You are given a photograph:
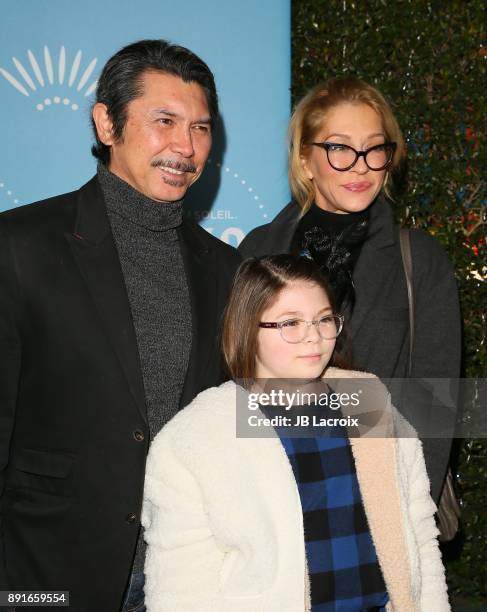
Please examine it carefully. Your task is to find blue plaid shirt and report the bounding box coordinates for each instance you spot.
[277,419,389,611]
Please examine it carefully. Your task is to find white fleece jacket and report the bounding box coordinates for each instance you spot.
[142,369,450,611]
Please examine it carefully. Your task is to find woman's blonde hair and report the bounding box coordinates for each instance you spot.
[289,77,406,214]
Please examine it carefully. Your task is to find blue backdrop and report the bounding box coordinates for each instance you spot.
[0,0,290,245]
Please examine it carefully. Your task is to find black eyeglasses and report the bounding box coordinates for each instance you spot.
[308,142,397,171]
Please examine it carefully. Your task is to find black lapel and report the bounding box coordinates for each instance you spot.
[349,198,398,339]
[178,219,217,408]
[66,177,148,424]
[265,201,301,253]
[349,243,398,339]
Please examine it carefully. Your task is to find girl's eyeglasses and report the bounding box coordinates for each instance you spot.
[259,314,344,343]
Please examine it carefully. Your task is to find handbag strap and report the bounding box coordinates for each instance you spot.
[399,228,414,377]
[400,228,460,535]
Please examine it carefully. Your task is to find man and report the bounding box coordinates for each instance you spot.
[0,40,241,611]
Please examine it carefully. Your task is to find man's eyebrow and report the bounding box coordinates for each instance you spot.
[153,108,212,124]
[153,108,178,117]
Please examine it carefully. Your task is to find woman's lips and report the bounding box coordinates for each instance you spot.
[342,182,372,192]
[298,354,322,361]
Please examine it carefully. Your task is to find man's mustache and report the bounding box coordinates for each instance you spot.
[151,159,197,173]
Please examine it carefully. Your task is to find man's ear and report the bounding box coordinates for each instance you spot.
[92,103,115,146]
[300,154,313,180]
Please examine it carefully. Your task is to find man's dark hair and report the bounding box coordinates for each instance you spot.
[91,39,218,164]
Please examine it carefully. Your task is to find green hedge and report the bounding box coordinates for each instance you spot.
[292,0,486,601]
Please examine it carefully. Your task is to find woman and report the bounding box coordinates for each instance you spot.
[142,255,449,611]
[239,77,461,503]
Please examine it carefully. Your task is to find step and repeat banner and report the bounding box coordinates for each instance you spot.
[0,0,290,246]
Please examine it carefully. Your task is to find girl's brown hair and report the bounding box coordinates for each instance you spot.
[289,76,406,214]
[222,254,351,382]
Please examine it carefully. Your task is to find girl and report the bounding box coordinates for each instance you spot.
[142,255,449,611]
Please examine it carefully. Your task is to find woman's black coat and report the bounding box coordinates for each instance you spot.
[239,198,461,502]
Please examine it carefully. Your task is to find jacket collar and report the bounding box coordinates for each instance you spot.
[364,196,396,249]
[69,176,215,424]
[73,176,111,245]
[262,201,300,254]
[72,176,209,254]
[265,196,397,252]
[350,437,416,611]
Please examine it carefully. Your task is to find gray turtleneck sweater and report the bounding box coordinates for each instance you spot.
[97,163,191,576]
